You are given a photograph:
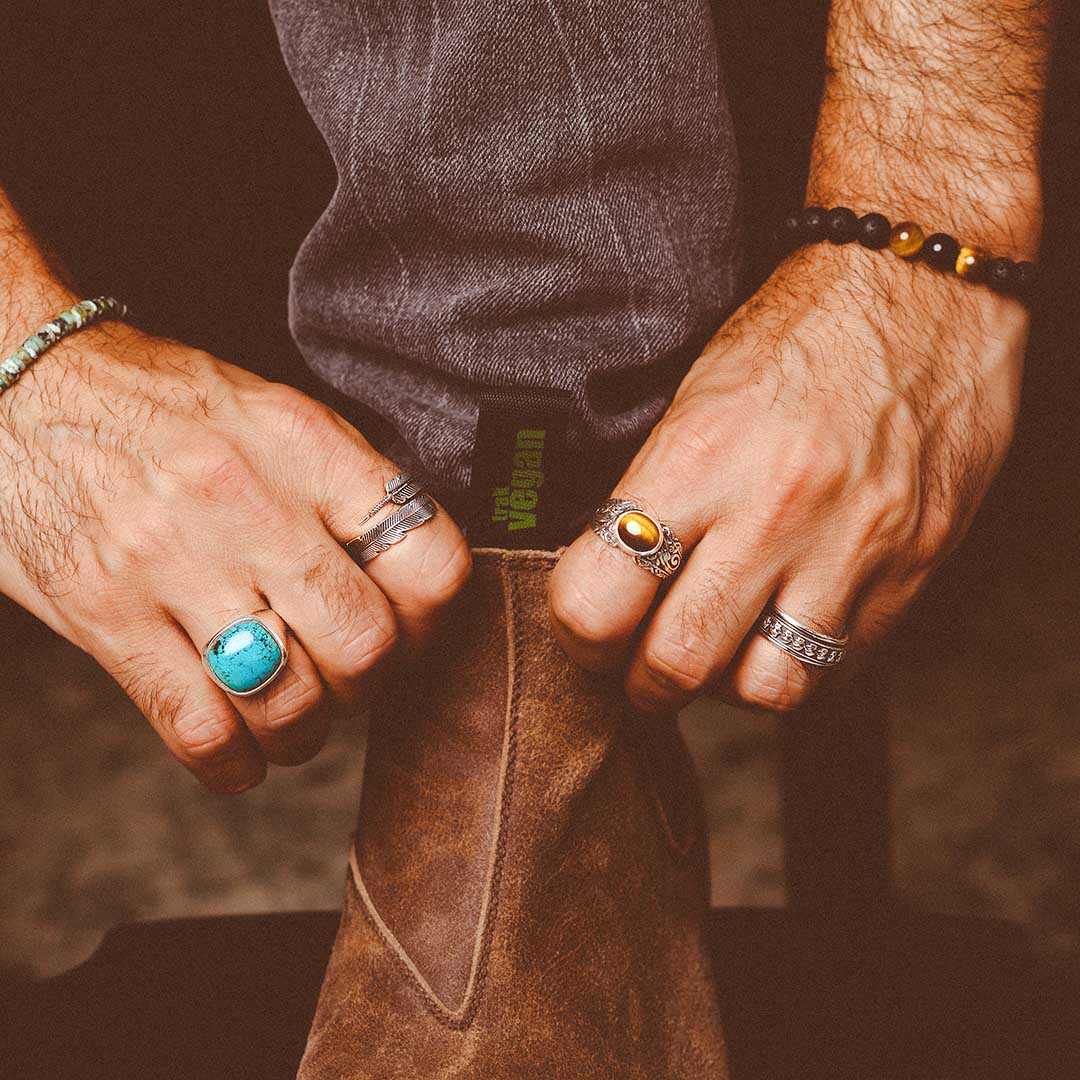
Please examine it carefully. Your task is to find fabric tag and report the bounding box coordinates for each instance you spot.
[468,387,574,548]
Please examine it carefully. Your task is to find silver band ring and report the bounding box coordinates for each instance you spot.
[346,493,438,565]
[756,605,848,668]
[591,498,684,580]
[352,473,424,532]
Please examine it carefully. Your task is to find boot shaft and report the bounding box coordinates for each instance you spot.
[301,549,729,1078]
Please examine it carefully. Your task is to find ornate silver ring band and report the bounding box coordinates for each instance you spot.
[591,498,684,581]
[756,605,848,668]
[353,473,424,530]
[345,493,438,566]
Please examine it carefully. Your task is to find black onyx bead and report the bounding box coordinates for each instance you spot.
[800,206,828,242]
[985,256,1018,293]
[856,212,891,250]
[1014,261,1038,295]
[923,233,961,272]
[825,206,859,243]
[774,210,804,250]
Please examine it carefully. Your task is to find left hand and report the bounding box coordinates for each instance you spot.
[549,240,1029,714]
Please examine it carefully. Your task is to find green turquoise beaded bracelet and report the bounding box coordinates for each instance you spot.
[775,207,1038,302]
[0,296,128,396]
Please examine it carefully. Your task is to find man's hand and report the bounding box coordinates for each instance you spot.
[549,0,1049,713]
[0,307,471,792]
[549,243,1027,712]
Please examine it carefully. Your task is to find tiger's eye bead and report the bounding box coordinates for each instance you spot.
[889,222,925,258]
[955,245,990,280]
[985,256,1018,293]
[825,206,859,243]
[856,212,891,250]
[923,233,960,272]
[800,206,828,242]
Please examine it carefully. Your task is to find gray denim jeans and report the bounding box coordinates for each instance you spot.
[269,0,741,516]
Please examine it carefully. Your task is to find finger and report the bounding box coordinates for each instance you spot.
[837,571,928,677]
[330,474,471,646]
[97,617,265,793]
[722,575,858,713]
[549,494,707,673]
[263,531,398,704]
[624,528,783,714]
[174,599,330,767]
[300,406,471,643]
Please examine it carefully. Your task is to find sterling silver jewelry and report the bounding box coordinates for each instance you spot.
[346,493,438,565]
[756,605,848,668]
[352,473,424,531]
[591,498,683,580]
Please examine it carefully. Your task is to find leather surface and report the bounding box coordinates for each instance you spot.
[297,548,729,1078]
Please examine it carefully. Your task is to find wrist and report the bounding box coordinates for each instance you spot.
[0,294,142,430]
[0,276,82,357]
[808,75,1044,259]
[773,242,1031,378]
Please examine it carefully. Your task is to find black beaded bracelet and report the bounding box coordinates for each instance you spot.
[775,206,1038,301]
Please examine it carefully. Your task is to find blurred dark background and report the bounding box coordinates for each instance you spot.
[0,0,1077,1011]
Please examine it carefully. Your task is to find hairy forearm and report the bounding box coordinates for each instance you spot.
[0,188,78,354]
[808,0,1052,255]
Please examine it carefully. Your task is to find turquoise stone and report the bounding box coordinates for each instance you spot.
[205,619,284,694]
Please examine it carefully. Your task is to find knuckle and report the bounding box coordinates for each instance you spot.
[851,474,920,554]
[338,617,398,676]
[113,653,186,725]
[172,704,241,761]
[170,437,256,505]
[102,502,178,567]
[549,580,622,645]
[260,380,317,417]
[683,563,745,642]
[910,498,959,568]
[908,526,949,576]
[735,660,812,713]
[642,639,712,696]
[777,435,847,502]
[652,409,726,471]
[267,678,325,731]
[262,382,340,443]
[297,545,399,673]
[410,537,472,610]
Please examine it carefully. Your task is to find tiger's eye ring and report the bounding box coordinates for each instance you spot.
[591,498,684,580]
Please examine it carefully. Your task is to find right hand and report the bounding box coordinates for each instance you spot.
[0,304,471,792]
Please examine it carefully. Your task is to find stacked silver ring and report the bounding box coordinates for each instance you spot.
[345,474,438,566]
[756,605,848,668]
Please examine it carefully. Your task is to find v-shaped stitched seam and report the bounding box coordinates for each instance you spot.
[348,551,521,1029]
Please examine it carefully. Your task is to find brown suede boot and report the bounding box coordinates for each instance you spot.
[297,548,729,1079]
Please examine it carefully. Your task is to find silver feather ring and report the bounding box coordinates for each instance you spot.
[345,493,438,565]
[353,473,425,530]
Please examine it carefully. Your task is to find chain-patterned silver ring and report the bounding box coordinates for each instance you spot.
[756,605,848,668]
[591,498,684,580]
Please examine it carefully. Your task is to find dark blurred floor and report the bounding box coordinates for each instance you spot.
[1,0,1079,981]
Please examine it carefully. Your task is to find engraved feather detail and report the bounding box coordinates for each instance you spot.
[353,494,437,563]
[352,473,424,531]
[385,474,423,504]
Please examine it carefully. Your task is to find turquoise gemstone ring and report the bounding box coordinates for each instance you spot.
[202,615,288,697]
